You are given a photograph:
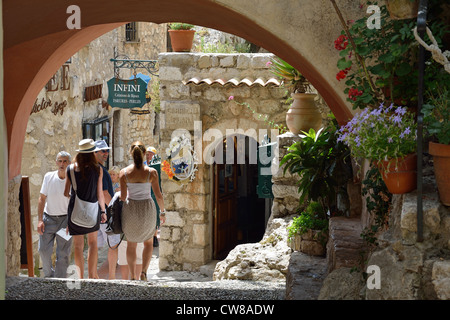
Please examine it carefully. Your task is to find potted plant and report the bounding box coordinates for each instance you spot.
[280,116,353,214]
[423,84,450,206]
[168,22,196,52]
[268,56,322,134]
[338,103,418,194]
[287,201,329,256]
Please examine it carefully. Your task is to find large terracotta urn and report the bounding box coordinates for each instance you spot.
[429,142,450,206]
[285,93,322,135]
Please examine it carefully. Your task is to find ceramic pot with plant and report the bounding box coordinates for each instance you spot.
[269,56,322,134]
[338,103,418,194]
[423,84,450,205]
[168,23,196,52]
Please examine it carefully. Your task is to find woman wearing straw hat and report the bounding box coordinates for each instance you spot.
[64,138,107,279]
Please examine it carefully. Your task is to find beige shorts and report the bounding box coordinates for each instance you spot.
[118,240,144,265]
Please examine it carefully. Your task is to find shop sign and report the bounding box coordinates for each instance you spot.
[30,98,68,116]
[107,77,147,109]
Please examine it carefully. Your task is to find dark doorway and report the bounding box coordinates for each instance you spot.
[213,135,267,260]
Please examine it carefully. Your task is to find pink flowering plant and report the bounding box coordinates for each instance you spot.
[337,103,417,164]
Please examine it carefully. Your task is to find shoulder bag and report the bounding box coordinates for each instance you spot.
[69,164,99,228]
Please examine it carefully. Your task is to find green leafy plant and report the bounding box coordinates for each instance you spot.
[334,2,447,110]
[280,117,353,214]
[268,56,310,93]
[195,36,251,53]
[287,202,329,242]
[360,165,392,248]
[422,84,450,145]
[337,103,417,165]
[148,77,160,113]
[168,22,195,30]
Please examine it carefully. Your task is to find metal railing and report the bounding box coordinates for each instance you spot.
[416,0,428,242]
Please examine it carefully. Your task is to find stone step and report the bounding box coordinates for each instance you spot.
[285,252,327,300]
[326,216,366,273]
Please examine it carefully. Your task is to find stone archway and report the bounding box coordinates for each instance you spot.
[2,0,364,277]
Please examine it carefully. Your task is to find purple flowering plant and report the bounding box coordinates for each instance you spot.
[337,103,417,165]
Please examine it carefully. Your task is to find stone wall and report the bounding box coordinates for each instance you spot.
[319,175,450,300]
[158,52,330,271]
[7,22,166,276]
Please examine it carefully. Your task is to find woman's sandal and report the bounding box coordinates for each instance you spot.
[140,271,147,281]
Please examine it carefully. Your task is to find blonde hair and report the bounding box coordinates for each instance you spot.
[130,141,146,169]
[108,165,120,175]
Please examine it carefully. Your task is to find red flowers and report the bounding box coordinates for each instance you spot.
[348,88,363,101]
[334,35,348,51]
[336,67,351,81]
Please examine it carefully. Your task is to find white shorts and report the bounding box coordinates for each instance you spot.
[97,223,121,248]
[118,240,144,265]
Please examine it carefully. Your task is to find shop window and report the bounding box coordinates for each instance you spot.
[82,116,110,169]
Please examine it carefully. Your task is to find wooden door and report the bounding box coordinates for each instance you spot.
[213,138,238,260]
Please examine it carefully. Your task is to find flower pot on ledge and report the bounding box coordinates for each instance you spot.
[429,142,450,206]
[168,29,195,52]
[377,153,417,194]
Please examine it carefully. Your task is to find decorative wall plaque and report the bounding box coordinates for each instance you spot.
[162,134,198,182]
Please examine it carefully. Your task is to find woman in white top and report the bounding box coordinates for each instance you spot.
[119,141,165,280]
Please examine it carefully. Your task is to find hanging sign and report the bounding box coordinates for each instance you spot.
[107,77,147,109]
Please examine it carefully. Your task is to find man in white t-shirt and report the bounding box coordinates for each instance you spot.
[37,151,72,278]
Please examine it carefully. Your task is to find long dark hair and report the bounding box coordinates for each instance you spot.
[130,141,146,169]
[75,152,100,180]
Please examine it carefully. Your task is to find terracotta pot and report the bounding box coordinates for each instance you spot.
[378,153,417,194]
[386,0,419,20]
[285,93,322,135]
[168,29,195,52]
[429,142,450,206]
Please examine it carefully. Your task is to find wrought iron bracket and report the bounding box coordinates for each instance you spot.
[110,55,159,78]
